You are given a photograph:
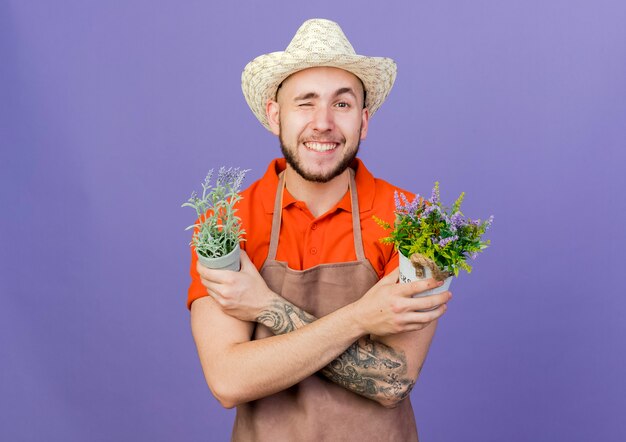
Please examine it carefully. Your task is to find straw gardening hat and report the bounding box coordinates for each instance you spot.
[241,18,397,131]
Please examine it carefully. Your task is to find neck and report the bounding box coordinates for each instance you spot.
[284,167,350,218]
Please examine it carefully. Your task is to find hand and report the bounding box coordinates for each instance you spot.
[196,251,277,322]
[353,268,452,336]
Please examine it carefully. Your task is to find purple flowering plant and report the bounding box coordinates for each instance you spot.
[374,182,493,277]
[182,167,250,258]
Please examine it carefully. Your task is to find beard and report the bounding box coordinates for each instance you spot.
[279,133,361,183]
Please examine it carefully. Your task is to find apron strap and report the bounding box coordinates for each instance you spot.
[266,171,286,262]
[266,168,366,262]
[348,168,366,261]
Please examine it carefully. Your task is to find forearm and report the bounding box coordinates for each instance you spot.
[191,296,366,408]
[257,299,416,406]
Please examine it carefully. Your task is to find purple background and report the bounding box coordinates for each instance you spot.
[2,1,625,441]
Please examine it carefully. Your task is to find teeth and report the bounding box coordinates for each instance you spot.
[304,142,337,152]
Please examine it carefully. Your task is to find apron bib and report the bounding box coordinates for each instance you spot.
[232,169,419,442]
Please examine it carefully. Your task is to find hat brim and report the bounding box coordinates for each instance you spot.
[242,51,397,131]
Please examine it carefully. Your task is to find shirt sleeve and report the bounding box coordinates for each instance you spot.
[382,246,400,278]
[187,246,208,309]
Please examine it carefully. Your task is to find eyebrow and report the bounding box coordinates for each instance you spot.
[293,87,358,102]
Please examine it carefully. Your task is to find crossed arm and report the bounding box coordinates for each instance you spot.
[191,251,451,408]
[256,297,424,405]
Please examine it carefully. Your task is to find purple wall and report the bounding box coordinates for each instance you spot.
[2,1,625,441]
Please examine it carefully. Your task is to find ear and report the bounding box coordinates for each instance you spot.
[266,99,280,136]
[359,107,370,141]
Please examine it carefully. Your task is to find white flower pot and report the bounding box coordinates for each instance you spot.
[196,244,241,271]
[399,252,453,297]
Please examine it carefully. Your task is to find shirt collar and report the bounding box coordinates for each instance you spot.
[259,158,376,214]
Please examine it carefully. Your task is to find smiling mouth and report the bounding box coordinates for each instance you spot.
[303,141,339,152]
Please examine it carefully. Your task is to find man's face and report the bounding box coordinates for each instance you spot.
[267,67,369,183]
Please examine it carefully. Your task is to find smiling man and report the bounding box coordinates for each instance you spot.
[273,67,367,185]
[187,19,452,441]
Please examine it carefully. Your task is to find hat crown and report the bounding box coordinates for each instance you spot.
[285,19,356,56]
[241,18,396,131]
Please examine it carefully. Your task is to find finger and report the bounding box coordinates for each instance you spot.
[199,276,223,296]
[196,260,234,284]
[205,288,230,310]
[386,290,450,315]
[409,291,452,310]
[240,250,261,275]
[389,291,450,313]
[200,287,221,304]
[395,278,443,298]
[403,303,448,324]
[240,250,253,268]
[199,279,219,299]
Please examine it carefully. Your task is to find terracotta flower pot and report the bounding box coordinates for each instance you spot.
[399,252,453,297]
[196,244,241,271]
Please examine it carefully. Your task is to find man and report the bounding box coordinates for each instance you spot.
[187,19,452,441]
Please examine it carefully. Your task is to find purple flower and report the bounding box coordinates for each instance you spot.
[438,235,458,247]
[485,215,494,230]
[394,191,401,211]
[232,168,250,192]
[216,167,249,192]
[430,182,440,205]
[202,169,215,189]
[422,204,440,217]
[400,192,411,207]
[407,195,421,215]
[451,211,465,228]
[395,191,423,217]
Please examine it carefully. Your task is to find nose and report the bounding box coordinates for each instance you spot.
[311,105,334,132]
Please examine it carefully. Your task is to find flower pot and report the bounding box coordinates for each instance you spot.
[196,244,241,271]
[399,252,452,297]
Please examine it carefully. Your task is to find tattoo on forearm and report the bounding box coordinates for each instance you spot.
[256,300,416,403]
[320,339,415,402]
[256,302,316,334]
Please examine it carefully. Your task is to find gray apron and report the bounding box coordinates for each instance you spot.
[232,169,419,442]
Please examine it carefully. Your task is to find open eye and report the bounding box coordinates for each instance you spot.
[335,102,350,108]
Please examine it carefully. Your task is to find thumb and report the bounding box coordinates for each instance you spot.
[240,250,255,270]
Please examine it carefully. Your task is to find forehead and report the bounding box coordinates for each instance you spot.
[278,67,364,97]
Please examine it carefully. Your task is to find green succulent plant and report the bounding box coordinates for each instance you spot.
[182,167,249,258]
